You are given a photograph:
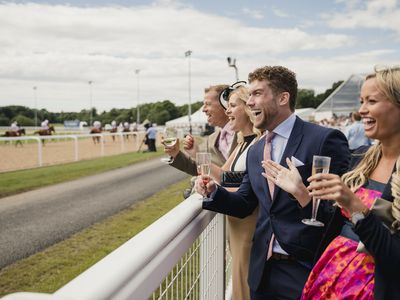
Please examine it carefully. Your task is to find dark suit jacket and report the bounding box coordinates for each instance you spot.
[170,127,238,174]
[203,117,350,290]
[347,146,400,300]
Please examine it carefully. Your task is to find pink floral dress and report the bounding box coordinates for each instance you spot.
[301,186,383,300]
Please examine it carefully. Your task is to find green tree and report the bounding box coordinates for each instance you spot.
[0,116,10,126]
[296,89,316,108]
[14,115,34,126]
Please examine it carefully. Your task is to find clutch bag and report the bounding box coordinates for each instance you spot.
[221,171,245,188]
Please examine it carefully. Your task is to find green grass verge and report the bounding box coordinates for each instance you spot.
[0,177,191,297]
[0,151,163,198]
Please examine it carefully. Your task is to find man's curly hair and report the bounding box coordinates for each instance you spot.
[248,66,297,111]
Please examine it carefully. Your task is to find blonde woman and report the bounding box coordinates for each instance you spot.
[203,83,261,300]
[264,66,400,299]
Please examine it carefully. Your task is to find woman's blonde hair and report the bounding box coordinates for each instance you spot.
[229,86,262,144]
[342,66,400,229]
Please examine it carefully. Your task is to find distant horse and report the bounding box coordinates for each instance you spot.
[34,125,55,145]
[122,128,131,140]
[3,128,26,137]
[2,128,26,146]
[34,125,55,136]
[90,128,102,144]
[108,127,118,142]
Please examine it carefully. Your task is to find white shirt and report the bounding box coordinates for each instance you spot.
[268,113,296,255]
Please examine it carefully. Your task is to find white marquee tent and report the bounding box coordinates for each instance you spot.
[165,107,207,133]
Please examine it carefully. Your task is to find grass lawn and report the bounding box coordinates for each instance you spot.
[0,150,163,198]
[0,177,191,297]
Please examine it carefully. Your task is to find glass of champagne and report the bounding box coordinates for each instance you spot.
[302,155,331,227]
[196,152,212,202]
[160,127,178,163]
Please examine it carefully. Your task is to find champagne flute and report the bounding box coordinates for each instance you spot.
[196,152,212,202]
[302,155,331,227]
[160,127,178,163]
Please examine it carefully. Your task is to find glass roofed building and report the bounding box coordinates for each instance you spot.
[314,74,365,121]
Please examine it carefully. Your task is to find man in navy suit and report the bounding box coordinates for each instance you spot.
[197,66,350,299]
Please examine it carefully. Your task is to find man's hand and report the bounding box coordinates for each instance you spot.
[162,137,180,159]
[183,134,198,158]
[195,175,217,197]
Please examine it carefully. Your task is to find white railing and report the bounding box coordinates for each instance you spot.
[1,194,231,300]
[0,132,146,172]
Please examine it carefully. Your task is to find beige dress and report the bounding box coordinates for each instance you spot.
[226,135,258,300]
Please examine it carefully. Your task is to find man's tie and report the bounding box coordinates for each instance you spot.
[219,129,230,159]
[263,132,275,198]
[263,131,275,260]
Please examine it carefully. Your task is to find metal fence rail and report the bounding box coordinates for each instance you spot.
[0,132,144,172]
[2,194,231,300]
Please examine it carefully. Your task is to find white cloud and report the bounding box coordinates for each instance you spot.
[0,2,396,112]
[242,7,264,20]
[327,0,400,34]
[272,8,289,18]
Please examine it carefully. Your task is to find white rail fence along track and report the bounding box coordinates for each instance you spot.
[1,194,232,300]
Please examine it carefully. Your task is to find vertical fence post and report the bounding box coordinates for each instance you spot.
[121,133,125,153]
[100,135,104,156]
[72,136,79,161]
[36,137,43,167]
[216,214,226,300]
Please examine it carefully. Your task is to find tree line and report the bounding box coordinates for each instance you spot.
[0,100,203,126]
[0,81,343,126]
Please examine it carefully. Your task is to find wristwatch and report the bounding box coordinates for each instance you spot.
[351,207,370,225]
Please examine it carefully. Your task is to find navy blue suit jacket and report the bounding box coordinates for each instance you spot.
[203,117,350,290]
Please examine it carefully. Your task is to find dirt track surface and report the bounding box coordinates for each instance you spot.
[0,158,189,269]
[0,133,162,172]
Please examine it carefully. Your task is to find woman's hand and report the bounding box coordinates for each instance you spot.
[307,173,366,214]
[262,157,310,206]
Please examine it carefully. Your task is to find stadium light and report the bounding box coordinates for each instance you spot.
[135,69,140,124]
[33,86,38,128]
[185,50,192,134]
[88,81,93,126]
[227,56,239,81]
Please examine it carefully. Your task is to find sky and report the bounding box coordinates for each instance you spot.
[0,0,399,113]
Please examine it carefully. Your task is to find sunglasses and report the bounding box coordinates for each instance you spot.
[219,81,247,110]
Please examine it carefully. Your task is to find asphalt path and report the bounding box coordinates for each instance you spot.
[0,158,189,269]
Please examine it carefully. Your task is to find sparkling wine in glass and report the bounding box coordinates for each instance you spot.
[196,152,212,202]
[302,155,331,227]
[160,127,178,163]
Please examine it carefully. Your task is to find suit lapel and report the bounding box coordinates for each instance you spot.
[208,129,225,166]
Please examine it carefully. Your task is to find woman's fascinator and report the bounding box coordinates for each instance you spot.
[219,81,247,110]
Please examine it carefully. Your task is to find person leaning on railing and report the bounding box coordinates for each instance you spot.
[195,65,350,299]
[203,82,262,300]
[163,84,237,175]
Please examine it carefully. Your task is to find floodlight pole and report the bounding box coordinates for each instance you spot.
[135,69,140,125]
[33,86,38,128]
[185,50,192,134]
[227,57,239,81]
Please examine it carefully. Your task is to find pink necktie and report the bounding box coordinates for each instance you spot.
[263,132,275,198]
[263,131,275,260]
[219,129,229,159]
